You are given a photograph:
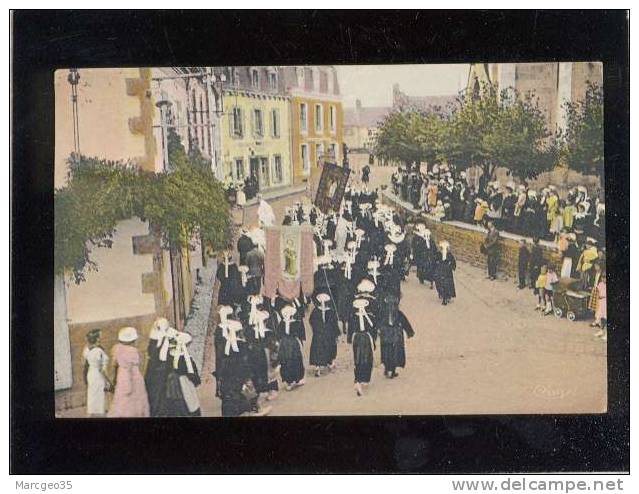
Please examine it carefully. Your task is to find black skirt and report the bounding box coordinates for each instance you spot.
[279,335,305,384]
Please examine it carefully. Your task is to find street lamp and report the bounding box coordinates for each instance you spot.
[67,68,81,155]
[155,98,173,172]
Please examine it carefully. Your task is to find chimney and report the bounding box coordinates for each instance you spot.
[355,99,362,111]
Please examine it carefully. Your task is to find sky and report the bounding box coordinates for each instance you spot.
[335,64,470,109]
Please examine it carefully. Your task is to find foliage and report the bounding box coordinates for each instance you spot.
[55,133,232,283]
[374,109,446,167]
[444,83,556,181]
[375,81,560,183]
[561,82,604,178]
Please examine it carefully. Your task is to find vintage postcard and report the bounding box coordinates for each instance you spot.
[51,62,609,419]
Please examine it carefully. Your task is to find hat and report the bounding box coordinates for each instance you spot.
[317,254,333,266]
[384,243,397,254]
[256,310,270,322]
[460,171,467,178]
[367,259,380,269]
[281,305,296,318]
[389,232,405,244]
[347,240,357,250]
[227,319,243,332]
[153,317,170,332]
[238,265,249,274]
[316,293,330,303]
[355,228,365,238]
[218,305,233,317]
[586,237,598,245]
[353,298,369,310]
[174,331,192,346]
[357,279,376,293]
[118,327,138,343]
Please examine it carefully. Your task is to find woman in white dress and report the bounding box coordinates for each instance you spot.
[82,329,111,417]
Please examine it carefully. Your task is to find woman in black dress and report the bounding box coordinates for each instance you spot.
[277,305,305,391]
[378,294,414,379]
[309,293,340,376]
[216,251,243,306]
[413,224,438,289]
[350,298,376,396]
[145,317,175,417]
[434,240,457,305]
[217,320,257,417]
[158,332,202,417]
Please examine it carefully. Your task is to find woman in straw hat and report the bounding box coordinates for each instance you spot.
[108,327,150,417]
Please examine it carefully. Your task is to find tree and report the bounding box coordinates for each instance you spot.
[55,134,232,283]
[483,88,558,182]
[374,109,445,168]
[561,82,604,183]
[443,82,557,183]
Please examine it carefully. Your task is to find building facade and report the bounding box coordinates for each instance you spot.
[343,99,391,152]
[213,66,293,191]
[466,62,603,133]
[279,66,344,185]
[54,67,207,410]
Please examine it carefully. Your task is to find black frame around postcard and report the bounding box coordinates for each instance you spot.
[11,9,629,474]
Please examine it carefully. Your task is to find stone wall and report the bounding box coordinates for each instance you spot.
[382,192,562,279]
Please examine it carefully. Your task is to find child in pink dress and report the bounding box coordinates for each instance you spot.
[108,327,150,418]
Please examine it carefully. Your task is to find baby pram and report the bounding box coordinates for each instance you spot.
[553,277,592,322]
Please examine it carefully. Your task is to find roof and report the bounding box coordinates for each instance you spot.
[344,106,392,128]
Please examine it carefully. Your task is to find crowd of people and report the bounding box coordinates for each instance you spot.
[390,163,608,339]
[212,185,441,415]
[390,163,605,245]
[81,165,607,417]
[81,321,202,418]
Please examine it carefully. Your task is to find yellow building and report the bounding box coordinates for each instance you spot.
[279,66,344,185]
[219,87,293,189]
[54,67,204,411]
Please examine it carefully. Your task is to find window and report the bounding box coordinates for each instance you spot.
[315,104,323,132]
[253,109,263,137]
[231,107,243,138]
[315,143,324,163]
[273,155,283,184]
[260,157,269,187]
[228,67,240,86]
[270,109,280,138]
[300,103,308,133]
[268,71,277,90]
[329,143,337,161]
[296,67,305,87]
[301,144,309,173]
[251,69,259,88]
[312,68,319,91]
[235,158,244,179]
[330,105,336,133]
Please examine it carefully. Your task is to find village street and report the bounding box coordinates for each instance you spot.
[196,161,607,416]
